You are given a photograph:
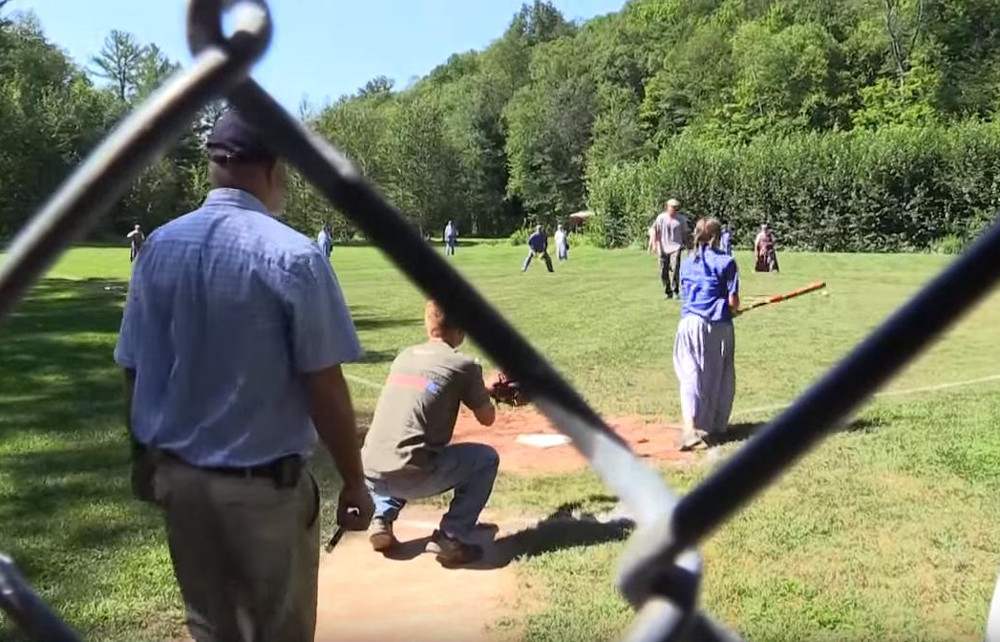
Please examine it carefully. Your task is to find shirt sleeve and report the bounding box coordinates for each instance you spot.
[724,259,740,296]
[114,269,143,369]
[461,360,491,410]
[284,249,362,374]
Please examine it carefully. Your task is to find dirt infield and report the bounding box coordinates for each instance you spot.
[317,507,525,642]
[451,408,696,473]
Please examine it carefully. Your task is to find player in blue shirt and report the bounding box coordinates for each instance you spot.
[673,217,741,451]
[522,225,554,272]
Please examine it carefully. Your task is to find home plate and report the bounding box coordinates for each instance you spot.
[515,433,572,448]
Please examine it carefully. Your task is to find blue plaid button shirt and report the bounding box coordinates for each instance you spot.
[114,188,361,467]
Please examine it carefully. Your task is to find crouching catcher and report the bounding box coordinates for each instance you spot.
[361,301,499,565]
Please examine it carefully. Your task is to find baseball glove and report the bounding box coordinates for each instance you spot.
[488,372,529,406]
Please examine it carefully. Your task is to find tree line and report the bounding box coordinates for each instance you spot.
[0,2,223,240]
[3,0,1000,249]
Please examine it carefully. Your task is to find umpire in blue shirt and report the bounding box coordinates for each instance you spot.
[114,109,374,642]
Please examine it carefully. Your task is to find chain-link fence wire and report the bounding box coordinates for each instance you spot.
[2,1,1000,640]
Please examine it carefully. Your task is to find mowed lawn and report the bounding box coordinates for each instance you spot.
[2,242,1000,641]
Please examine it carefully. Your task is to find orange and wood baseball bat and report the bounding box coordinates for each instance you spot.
[738,281,826,314]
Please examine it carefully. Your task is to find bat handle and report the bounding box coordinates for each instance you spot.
[324,526,344,553]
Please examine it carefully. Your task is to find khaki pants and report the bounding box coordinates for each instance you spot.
[153,459,320,642]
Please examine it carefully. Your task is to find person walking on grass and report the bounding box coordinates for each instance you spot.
[653,198,690,300]
[754,223,779,272]
[554,223,569,261]
[115,109,373,642]
[444,220,458,256]
[362,300,499,565]
[522,224,554,272]
[673,218,740,452]
[720,220,733,256]
[317,223,333,259]
[127,223,145,263]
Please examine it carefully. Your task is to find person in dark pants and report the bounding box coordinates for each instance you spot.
[115,109,373,642]
[653,199,690,299]
[522,225,554,272]
[316,224,333,259]
[444,220,457,256]
[127,224,146,263]
[719,220,733,256]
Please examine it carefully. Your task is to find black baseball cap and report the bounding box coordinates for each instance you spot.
[207,109,277,165]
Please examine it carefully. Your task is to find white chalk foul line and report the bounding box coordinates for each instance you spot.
[348,370,1000,420]
[732,373,1000,418]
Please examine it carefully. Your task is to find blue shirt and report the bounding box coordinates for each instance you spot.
[680,248,740,323]
[528,231,548,253]
[114,188,362,467]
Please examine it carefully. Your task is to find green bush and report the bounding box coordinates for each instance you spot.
[509,227,530,246]
[567,231,594,248]
[931,234,966,255]
[587,122,1000,251]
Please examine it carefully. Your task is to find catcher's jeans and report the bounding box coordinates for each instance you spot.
[366,443,499,541]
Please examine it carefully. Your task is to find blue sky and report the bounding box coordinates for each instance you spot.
[9,0,625,111]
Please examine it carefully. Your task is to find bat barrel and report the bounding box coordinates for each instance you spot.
[738,281,826,315]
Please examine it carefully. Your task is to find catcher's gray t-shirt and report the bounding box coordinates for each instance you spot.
[362,340,491,479]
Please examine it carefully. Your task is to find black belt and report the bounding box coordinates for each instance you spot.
[149,447,304,488]
[202,461,284,479]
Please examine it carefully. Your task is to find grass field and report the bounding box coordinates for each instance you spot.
[2,243,1000,641]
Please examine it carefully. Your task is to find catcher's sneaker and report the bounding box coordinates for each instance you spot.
[368,518,398,552]
[426,530,484,566]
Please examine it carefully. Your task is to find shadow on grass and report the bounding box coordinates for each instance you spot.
[0,278,168,638]
[379,496,632,571]
[357,348,397,365]
[713,416,885,447]
[349,305,421,333]
[0,278,127,435]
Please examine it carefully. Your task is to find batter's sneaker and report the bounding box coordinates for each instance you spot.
[680,429,710,452]
[426,530,483,566]
[368,518,398,552]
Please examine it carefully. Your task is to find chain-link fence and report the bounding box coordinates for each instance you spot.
[2,2,1000,641]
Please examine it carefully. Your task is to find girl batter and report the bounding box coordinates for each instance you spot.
[673,218,741,451]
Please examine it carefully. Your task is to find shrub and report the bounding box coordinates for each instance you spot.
[587,121,1000,251]
[509,227,530,246]
[931,234,966,255]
